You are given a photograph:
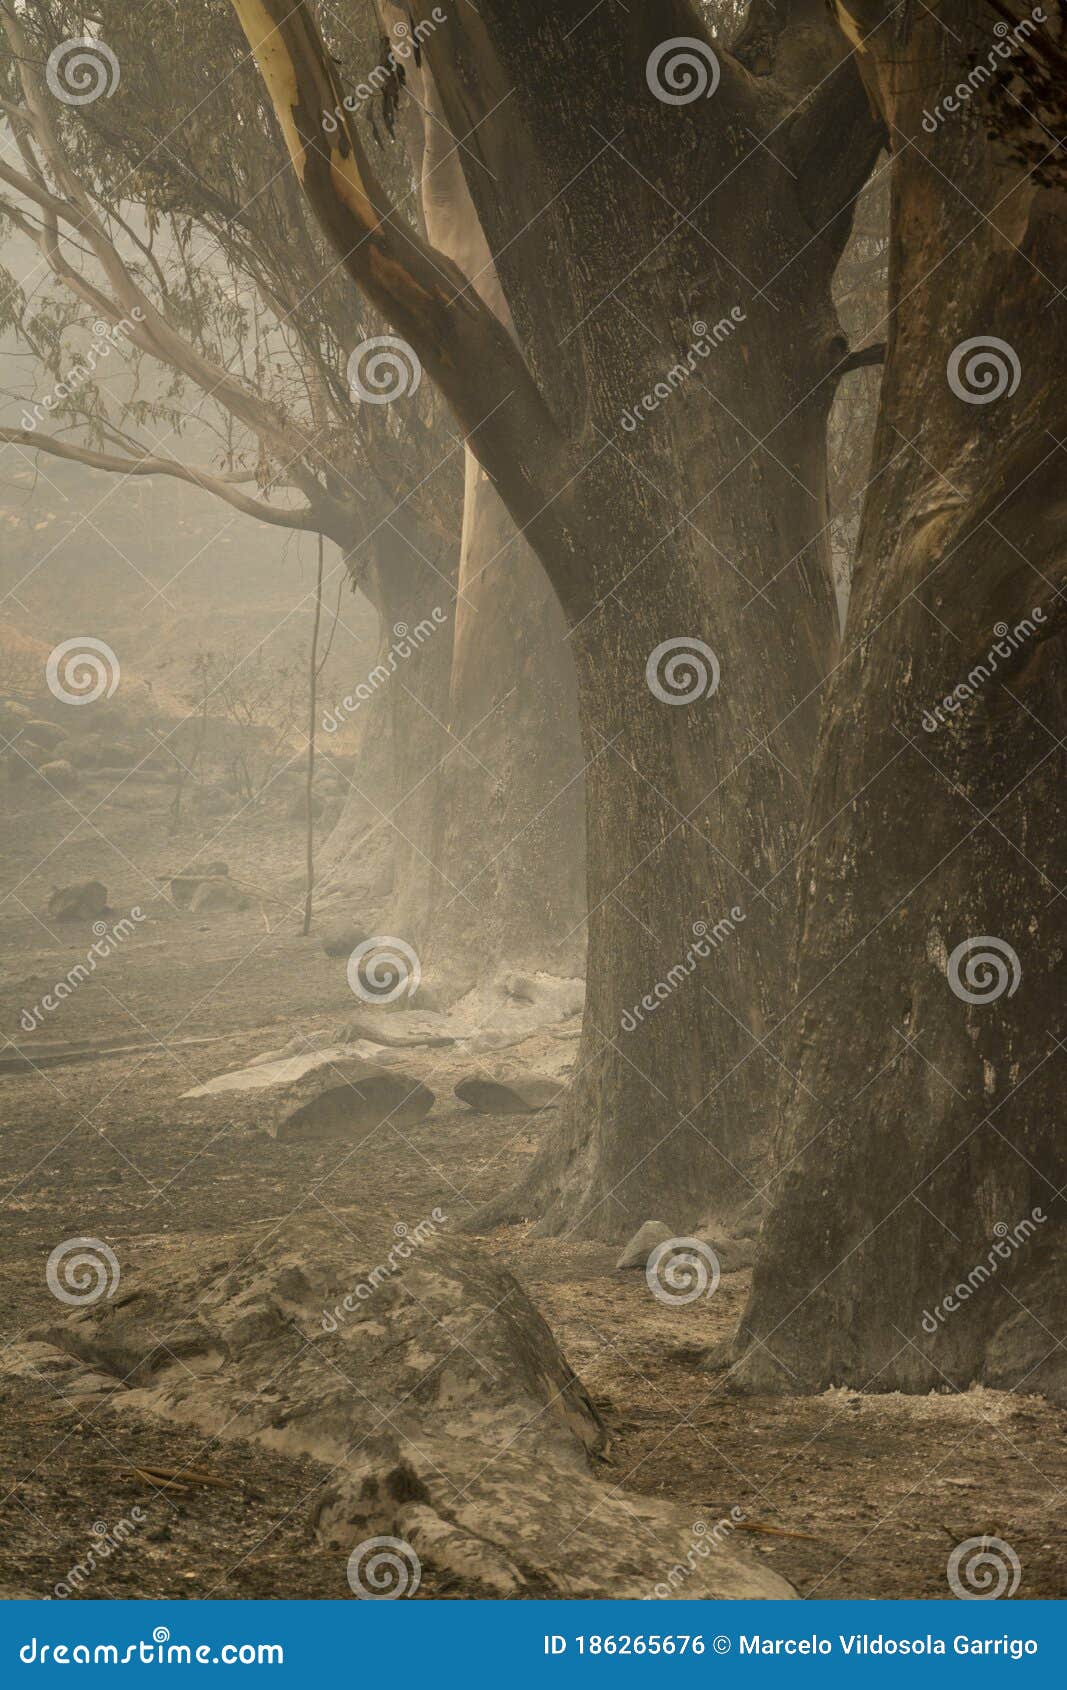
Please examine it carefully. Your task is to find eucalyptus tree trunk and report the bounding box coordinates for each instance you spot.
[376,24,586,998]
[232,0,880,1237]
[734,1,1067,1399]
[428,3,880,1237]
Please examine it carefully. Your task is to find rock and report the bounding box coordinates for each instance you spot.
[321,920,367,959]
[185,1050,433,1140]
[189,877,249,914]
[695,1231,757,1274]
[21,718,66,751]
[167,866,232,908]
[246,1031,335,1066]
[37,758,79,790]
[616,1220,676,1270]
[454,1075,561,1115]
[343,1011,455,1049]
[48,879,108,921]
[94,738,140,767]
[52,736,94,767]
[2,1233,792,1599]
[501,972,585,1019]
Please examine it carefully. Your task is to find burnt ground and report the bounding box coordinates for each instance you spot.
[1,775,1066,1603]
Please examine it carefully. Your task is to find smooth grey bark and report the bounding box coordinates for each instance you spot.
[733,1,1067,1398]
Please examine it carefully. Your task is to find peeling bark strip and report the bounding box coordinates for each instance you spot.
[733,1,1067,1401]
[228,0,569,570]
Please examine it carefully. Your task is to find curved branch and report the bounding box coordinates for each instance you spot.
[834,340,886,382]
[228,0,567,536]
[0,428,323,532]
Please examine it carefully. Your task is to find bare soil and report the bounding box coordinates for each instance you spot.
[2,778,1066,1601]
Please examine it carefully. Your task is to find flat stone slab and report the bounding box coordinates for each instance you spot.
[183,1049,351,1096]
[184,1052,433,1141]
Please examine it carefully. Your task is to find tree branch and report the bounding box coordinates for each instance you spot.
[227,0,567,534]
[836,340,886,379]
[0,428,322,531]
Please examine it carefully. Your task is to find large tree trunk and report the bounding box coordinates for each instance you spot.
[386,31,586,996]
[450,6,880,1238]
[733,2,1067,1398]
[315,512,457,915]
[233,0,880,1236]
[322,18,586,997]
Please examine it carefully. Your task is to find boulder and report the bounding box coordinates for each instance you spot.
[37,758,79,790]
[454,1075,561,1115]
[167,865,232,908]
[94,738,140,767]
[47,879,108,921]
[183,1050,434,1141]
[695,1231,757,1274]
[53,737,94,767]
[616,1220,676,1271]
[21,718,66,751]
[189,877,249,914]
[502,972,585,1019]
[2,1232,792,1599]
